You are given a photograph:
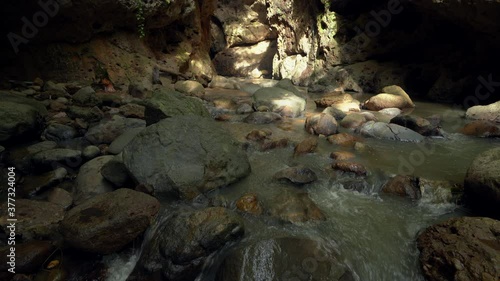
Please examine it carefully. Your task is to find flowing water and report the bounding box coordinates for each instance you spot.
[105,86,500,281]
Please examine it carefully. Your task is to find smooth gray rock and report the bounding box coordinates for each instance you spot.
[358,121,425,142]
[72,86,100,106]
[82,145,101,160]
[42,123,77,142]
[122,116,251,199]
[108,127,144,155]
[31,148,82,170]
[73,155,115,205]
[0,101,45,143]
[101,154,132,187]
[305,113,338,136]
[252,87,306,118]
[84,115,146,145]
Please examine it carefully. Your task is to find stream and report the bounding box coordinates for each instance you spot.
[104,83,500,281]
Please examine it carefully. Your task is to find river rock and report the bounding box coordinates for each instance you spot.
[42,123,77,142]
[460,120,500,137]
[260,138,289,151]
[381,175,421,199]
[0,241,55,274]
[243,112,282,124]
[144,88,210,125]
[174,80,205,97]
[122,116,251,199]
[246,129,272,142]
[340,112,368,128]
[330,151,356,161]
[417,217,500,281]
[108,127,144,155]
[130,207,244,281]
[270,192,326,223]
[465,100,500,123]
[61,189,160,254]
[119,103,145,119]
[294,137,318,156]
[101,155,132,188]
[0,199,64,241]
[419,178,463,204]
[84,115,146,145]
[390,115,441,136]
[322,106,347,121]
[73,156,115,205]
[332,161,367,176]
[327,132,358,146]
[216,237,355,281]
[236,193,263,215]
[21,167,67,196]
[305,113,338,136]
[72,86,100,106]
[47,187,73,209]
[464,147,500,217]
[276,78,304,98]
[82,145,101,160]
[31,148,82,171]
[67,106,104,123]
[0,101,45,143]
[252,87,306,118]
[274,165,318,184]
[378,107,402,118]
[5,141,57,172]
[363,85,415,110]
[236,103,254,114]
[358,121,425,142]
[314,92,354,108]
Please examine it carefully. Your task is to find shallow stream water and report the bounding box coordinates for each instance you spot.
[105,84,500,281]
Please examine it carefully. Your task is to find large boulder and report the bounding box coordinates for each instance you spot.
[417,217,500,281]
[466,101,500,123]
[358,121,425,142]
[122,116,251,199]
[363,85,415,111]
[252,87,306,118]
[129,207,244,281]
[0,97,46,143]
[144,88,211,125]
[216,237,355,281]
[60,189,160,254]
[464,147,500,217]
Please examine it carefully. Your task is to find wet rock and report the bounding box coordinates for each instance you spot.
[381,175,421,199]
[322,106,347,121]
[243,112,282,124]
[0,101,45,143]
[122,116,251,199]
[174,80,205,98]
[236,193,263,215]
[276,79,304,98]
[43,81,67,96]
[330,100,361,113]
[340,112,368,128]
[131,207,244,281]
[42,123,77,142]
[330,151,356,161]
[67,106,104,123]
[270,192,326,223]
[82,145,101,160]
[260,138,289,151]
[417,217,500,281]
[246,129,272,142]
[460,120,500,137]
[31,148,82,171]
[21,167,67,196]
[72,86,100,106]
[332,161,367,176]
[390,115,442,136]
[61,189,160,254]
[327,132,358,146]
[464,147,500,217]
[378,107,401,118]
[252,87,306,118]
[363,85,415,111]
[236,103,254,114]
[358,121,425,142]
[305,113,338,136]
[274,165,318,184]
[419,178,463,204]
[216,237,355,281]
[73,156,115,205]
[208,76,240,89]
[314,92,354,108]
[5,141,57,172]
[47,188,73,209]
[101,155,132,188]
[294,137,318,156]
[108,127,144,155]
[0,199,64,240]
[466,100,500,122]
[144,88,210,125]
[119,103,145,119]
[0,241,55,273]
[85,115,145,145]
